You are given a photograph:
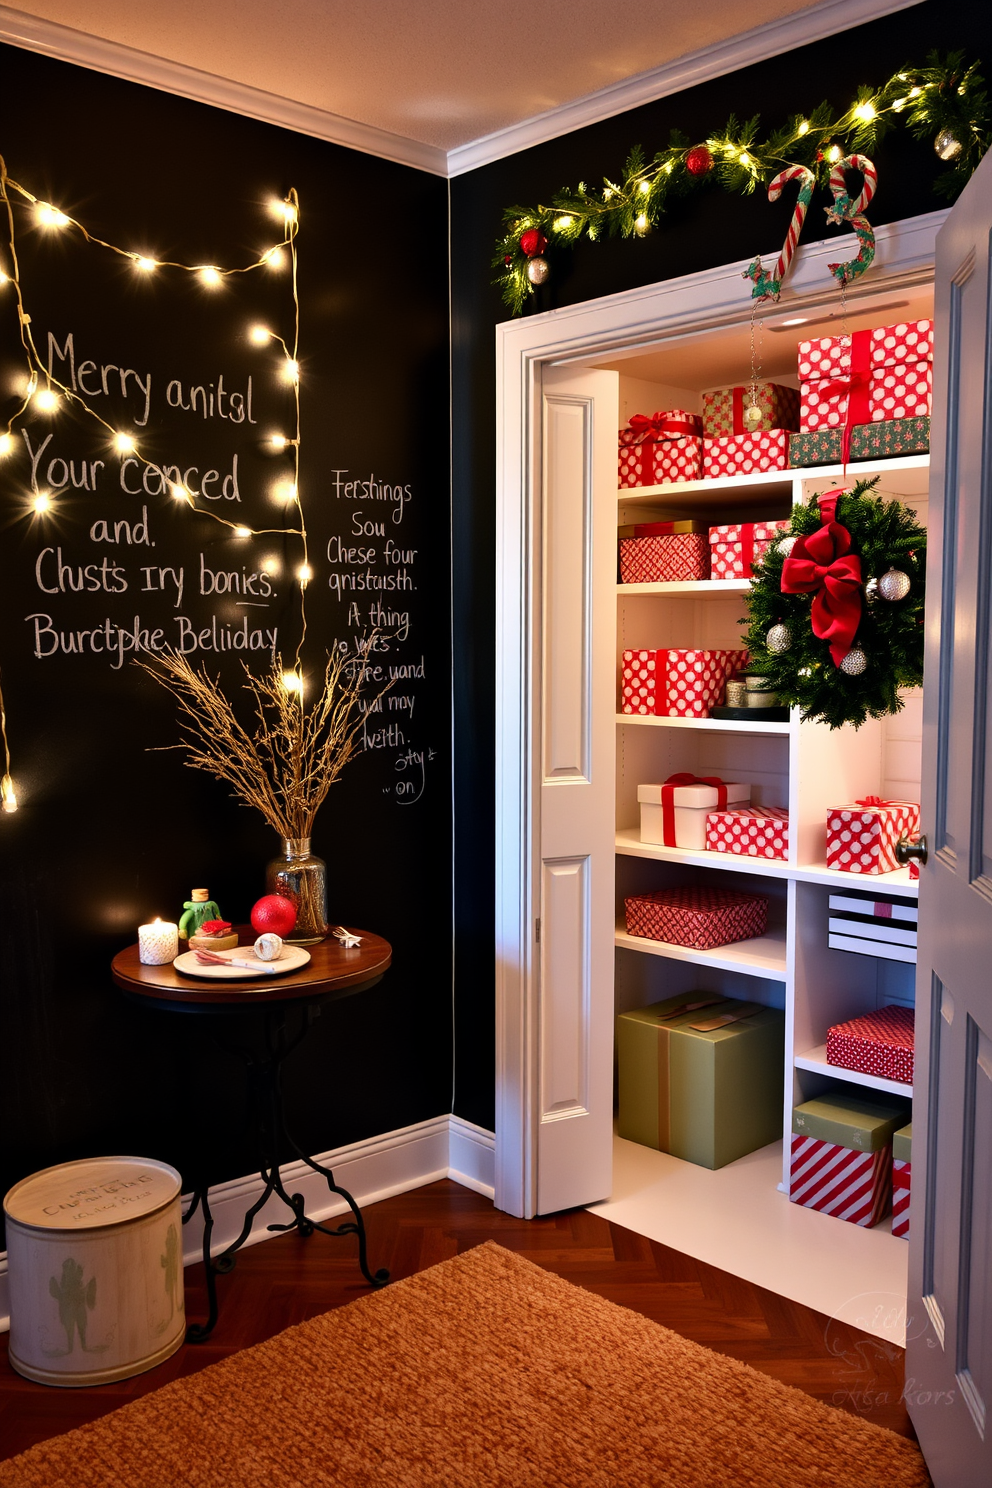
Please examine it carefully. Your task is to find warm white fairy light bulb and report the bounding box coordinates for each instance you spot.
[34,387,59,413]
[826,144,842,162]
[113,432,136,454]
[282,358,300,383]
[797,120,810,136]
[263,246,287,271]
[234,525,251,538]
[739,151,752,168]
[36,203,69,228]
[0,432,13,456]
[281,671,304,694]
[261,556,280,576]
[553,215,574,231]
[134,255,158,272]
[267,434,290,452]
[1,774,17,813]
[273,479,298,501]
[0,269,8,284]
[198,266,223,287]
[169,481,191,503]
[249,324,272,345]
[853,102,877,122]
[33,492,51,513]
[297,564,312,586]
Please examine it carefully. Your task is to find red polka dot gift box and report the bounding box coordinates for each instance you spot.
[618,411,703,488]
[702,430,791,479]
[708,520,791,579]
[621,648,748,718]
[825,1003,916,1086]
[798,320,933,434]
[825,797,921,875]
[705,804,789,861]
[623,885,769,950]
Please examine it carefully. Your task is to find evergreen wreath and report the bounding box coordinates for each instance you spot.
[742,479,926,729]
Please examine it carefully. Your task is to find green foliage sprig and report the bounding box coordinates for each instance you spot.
[742,479,926,730]
[494,51,989,314]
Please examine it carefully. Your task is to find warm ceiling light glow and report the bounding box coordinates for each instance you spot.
[233,525,251,538]
[198,266,223,287]
[133,255,158,272]
[113,432,136,454]
[282,359,300,383]
[780,317,809,326]
[0,432,13,456]
[273,479,298,501]
[33,492,52,513]
[249,324,272,345]
[36,203,70,228]
[33,387,59,412]
[1,774,17,814]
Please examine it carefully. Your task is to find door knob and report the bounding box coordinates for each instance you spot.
[895,834,928,867]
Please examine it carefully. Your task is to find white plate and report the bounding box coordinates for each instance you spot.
[172,945,312,979]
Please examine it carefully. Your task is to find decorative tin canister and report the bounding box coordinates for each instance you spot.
[3,1155,184,1387]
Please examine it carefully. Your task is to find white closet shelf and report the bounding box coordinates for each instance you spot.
[617,579,750,596]
[615,713,791,735]
[790,863,920,895]
[794,1044,914,1099]
[616,829,790,879]
[615,923,788,980]
[617,471,794,504]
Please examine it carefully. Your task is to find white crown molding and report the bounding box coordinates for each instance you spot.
[0,1114,495,1331]
[0,4,448,176]
[446,0,925,176]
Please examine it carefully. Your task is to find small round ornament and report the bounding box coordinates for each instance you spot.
[877,567,911,602]
[742,403,763,431]
[839,646,867,676]
[685,145,712,177]
[519,228,547,258]
[934,129,963,161]
[766,623,792,654]
[250,893,298,938]
[526,255,549,286]
[777,535,797,557]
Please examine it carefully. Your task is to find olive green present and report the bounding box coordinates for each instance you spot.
[617,993,784,1169]
[790,416,930,467]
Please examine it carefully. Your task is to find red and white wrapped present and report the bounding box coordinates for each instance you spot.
[621,648,748,718]
[702,382,800,437]
[826,1004,915,1085]
[826,796,921,874]
[705,805,789,860]
[702,431,791,479]
[619,532,709,584]
[624,885,768,949]
[892,1124,911,1240]
[638,774,750,849]
[798,321,933,441]
[618,411,703,488]
[708,520,791,578]
[790,1136,892,1228]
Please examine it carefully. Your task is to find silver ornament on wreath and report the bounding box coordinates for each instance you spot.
[766,623,792,654]
[777,535,797,557]
[839,646,867,676]
[877,567,911,602]
[934,129,963,161]
[526,256,550,286]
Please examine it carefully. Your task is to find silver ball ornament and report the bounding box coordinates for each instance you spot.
[777,535,797,557]
[839,646,867,676]
[865,577,878,601]
[766,623,792,654]
[743,402,763,431]
[877,567,911,602]
[934,129,963,162]
[526,256,550,286]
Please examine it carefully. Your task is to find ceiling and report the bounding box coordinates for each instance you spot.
[2,0,913,168]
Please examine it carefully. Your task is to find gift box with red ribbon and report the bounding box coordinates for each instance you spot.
[708,520,791,578]
[701,383,800,437]
[705,804,789,860]
[826,796,921,874]
[623,885,769,949]
[798,321,933,459]
[621,648,748,718]
[638,774,750,849]
[826,1004,915,1085]
[618,410,704,488]
[702,430,791,479]
[619,529,710,583]
[892,1124,911,1239]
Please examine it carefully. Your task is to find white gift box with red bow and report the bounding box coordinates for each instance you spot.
[638,776,750,849]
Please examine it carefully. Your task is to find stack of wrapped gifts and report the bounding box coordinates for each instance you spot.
[701,382,799,478]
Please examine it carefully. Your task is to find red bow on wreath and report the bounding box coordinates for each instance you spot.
[780,489,862,667]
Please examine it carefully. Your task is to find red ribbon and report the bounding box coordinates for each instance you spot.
[739,523,755,576]
[732,388,745,436]
[628,411,702,441]
[816,328,872,467]
[661,773,728,847]
[780,488,862,666]
[856,796,891,808]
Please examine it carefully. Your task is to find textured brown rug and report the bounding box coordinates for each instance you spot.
[0,1241,928,1487]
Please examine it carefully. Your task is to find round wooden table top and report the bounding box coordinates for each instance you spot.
[112,926,391,1007]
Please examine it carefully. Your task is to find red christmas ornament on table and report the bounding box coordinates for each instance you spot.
[519,228,547,258]
[685,146,712,177]
[250,894,298,938]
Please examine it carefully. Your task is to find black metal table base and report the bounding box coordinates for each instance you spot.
[180,1002,389,1342]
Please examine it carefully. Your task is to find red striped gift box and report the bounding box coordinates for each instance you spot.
[789,1134,892,1228]
[892,1158,911,1239]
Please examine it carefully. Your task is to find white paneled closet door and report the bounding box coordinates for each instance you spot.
[534,364,618,1215]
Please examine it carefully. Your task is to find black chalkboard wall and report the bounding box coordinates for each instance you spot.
[449,0,989,1131]
[0,44,451,1235]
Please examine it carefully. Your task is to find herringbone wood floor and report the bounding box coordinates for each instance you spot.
[0,1179,918,1464]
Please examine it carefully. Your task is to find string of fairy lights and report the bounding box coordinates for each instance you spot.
[0,155,314,814]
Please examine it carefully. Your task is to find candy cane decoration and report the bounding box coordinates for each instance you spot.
[825,153,878,286]
[745,166,815,301]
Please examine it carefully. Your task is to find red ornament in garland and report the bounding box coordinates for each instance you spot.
[519,229,547,258]
[685,146,712,177]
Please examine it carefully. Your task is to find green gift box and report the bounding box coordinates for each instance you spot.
[790,416,930,467]
[617,993,784,1169]
[893,1122,913,1164]
[791,1092,910,1150]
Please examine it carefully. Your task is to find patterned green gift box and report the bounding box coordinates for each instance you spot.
[617,993,784,1169]
[789,416,930,467]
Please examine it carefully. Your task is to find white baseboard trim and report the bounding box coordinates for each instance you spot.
[0,1113,494,1332]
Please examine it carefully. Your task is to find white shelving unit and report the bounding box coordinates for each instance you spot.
[614,444,924,1193]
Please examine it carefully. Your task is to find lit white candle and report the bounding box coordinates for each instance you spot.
[138,918,179,965]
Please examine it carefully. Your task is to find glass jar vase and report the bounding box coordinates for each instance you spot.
[265,837,328,944]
